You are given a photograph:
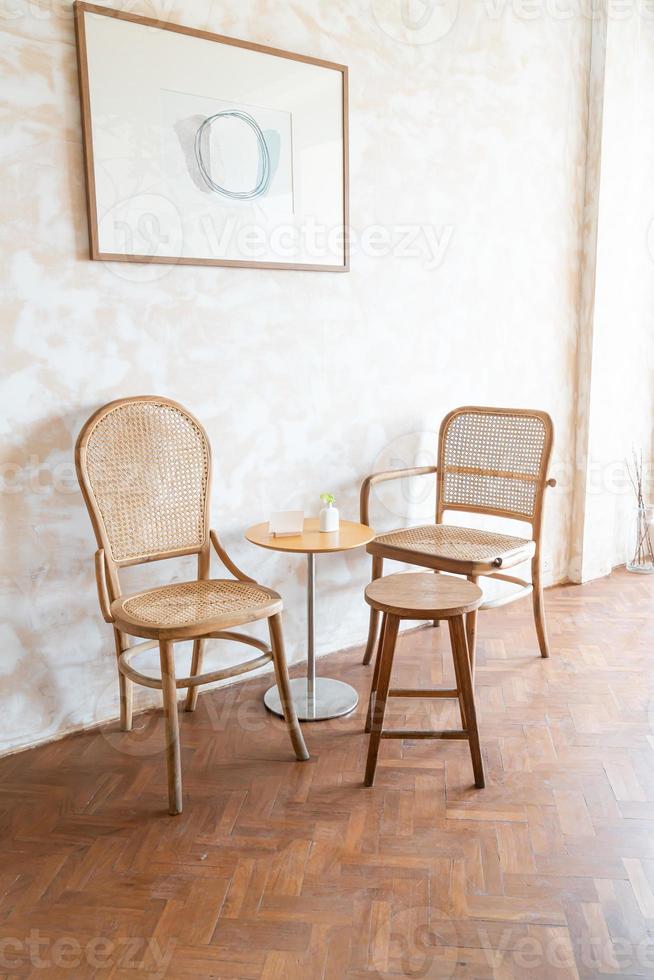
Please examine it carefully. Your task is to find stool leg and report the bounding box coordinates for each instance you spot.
[363,557,384,665]
[432,570,441,628]
[449,616,485,789]
[364,614,399,787]
[449,621,468,731]
[365,613,387,734]
[466,575,479,680]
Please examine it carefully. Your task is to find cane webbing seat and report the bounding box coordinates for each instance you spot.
[113,579,282,638]
[372,524,535,573]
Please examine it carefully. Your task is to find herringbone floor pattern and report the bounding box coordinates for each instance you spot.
[1,569,653,978]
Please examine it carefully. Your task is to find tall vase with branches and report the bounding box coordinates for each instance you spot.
[626,450,654,574]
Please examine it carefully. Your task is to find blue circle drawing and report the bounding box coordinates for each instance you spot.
[194,110,271,200]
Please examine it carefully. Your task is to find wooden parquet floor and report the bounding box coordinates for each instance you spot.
[1,569,654,979]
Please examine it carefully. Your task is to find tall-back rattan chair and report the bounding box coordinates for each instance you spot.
[361,406,556,674]
[76,396,308,815]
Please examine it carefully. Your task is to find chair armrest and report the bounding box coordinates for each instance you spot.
[210,530,256,582]
[360,466,438,525]
[94,549,114,623]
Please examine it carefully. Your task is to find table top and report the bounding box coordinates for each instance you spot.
[245,518,375,555]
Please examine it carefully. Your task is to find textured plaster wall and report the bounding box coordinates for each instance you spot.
[2,0,591,753]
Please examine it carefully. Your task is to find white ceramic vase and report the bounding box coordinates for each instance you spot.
[319,502,339,532]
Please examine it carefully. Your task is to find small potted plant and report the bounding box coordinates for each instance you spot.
[319,492,339,532]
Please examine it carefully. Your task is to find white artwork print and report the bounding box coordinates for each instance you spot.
[161,90,294,217]
[81,9,346,269]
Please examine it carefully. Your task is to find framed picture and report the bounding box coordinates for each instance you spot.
[74,2,349,272]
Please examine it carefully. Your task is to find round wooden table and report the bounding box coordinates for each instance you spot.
[245,518,375,720]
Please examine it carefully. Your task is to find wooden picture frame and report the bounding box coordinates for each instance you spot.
[74,2,349,272]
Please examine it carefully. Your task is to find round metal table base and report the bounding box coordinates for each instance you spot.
[264,677,359,722]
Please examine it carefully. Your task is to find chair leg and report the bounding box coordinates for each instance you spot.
[184,637,205,712]
[365,613,387,733]
[449,617,485,789]
[364,615,400,787]
[465,575,479,680]
[268,614,309,762]
[113,629,132,732]
[159,640,182,815]
[362,556,384,665]
[532,556,550,658]
[119,672,133,732]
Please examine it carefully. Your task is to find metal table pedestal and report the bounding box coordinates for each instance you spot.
[264,553,359,721]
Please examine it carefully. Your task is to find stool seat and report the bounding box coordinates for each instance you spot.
[365,572,483,620]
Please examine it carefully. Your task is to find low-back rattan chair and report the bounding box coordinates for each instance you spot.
[361,406,556,674]
[75,396,308,815]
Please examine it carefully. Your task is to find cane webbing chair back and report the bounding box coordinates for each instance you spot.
[76,397,211,565]
[437,407,553,524]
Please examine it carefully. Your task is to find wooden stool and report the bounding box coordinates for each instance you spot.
[363,572,485,788]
